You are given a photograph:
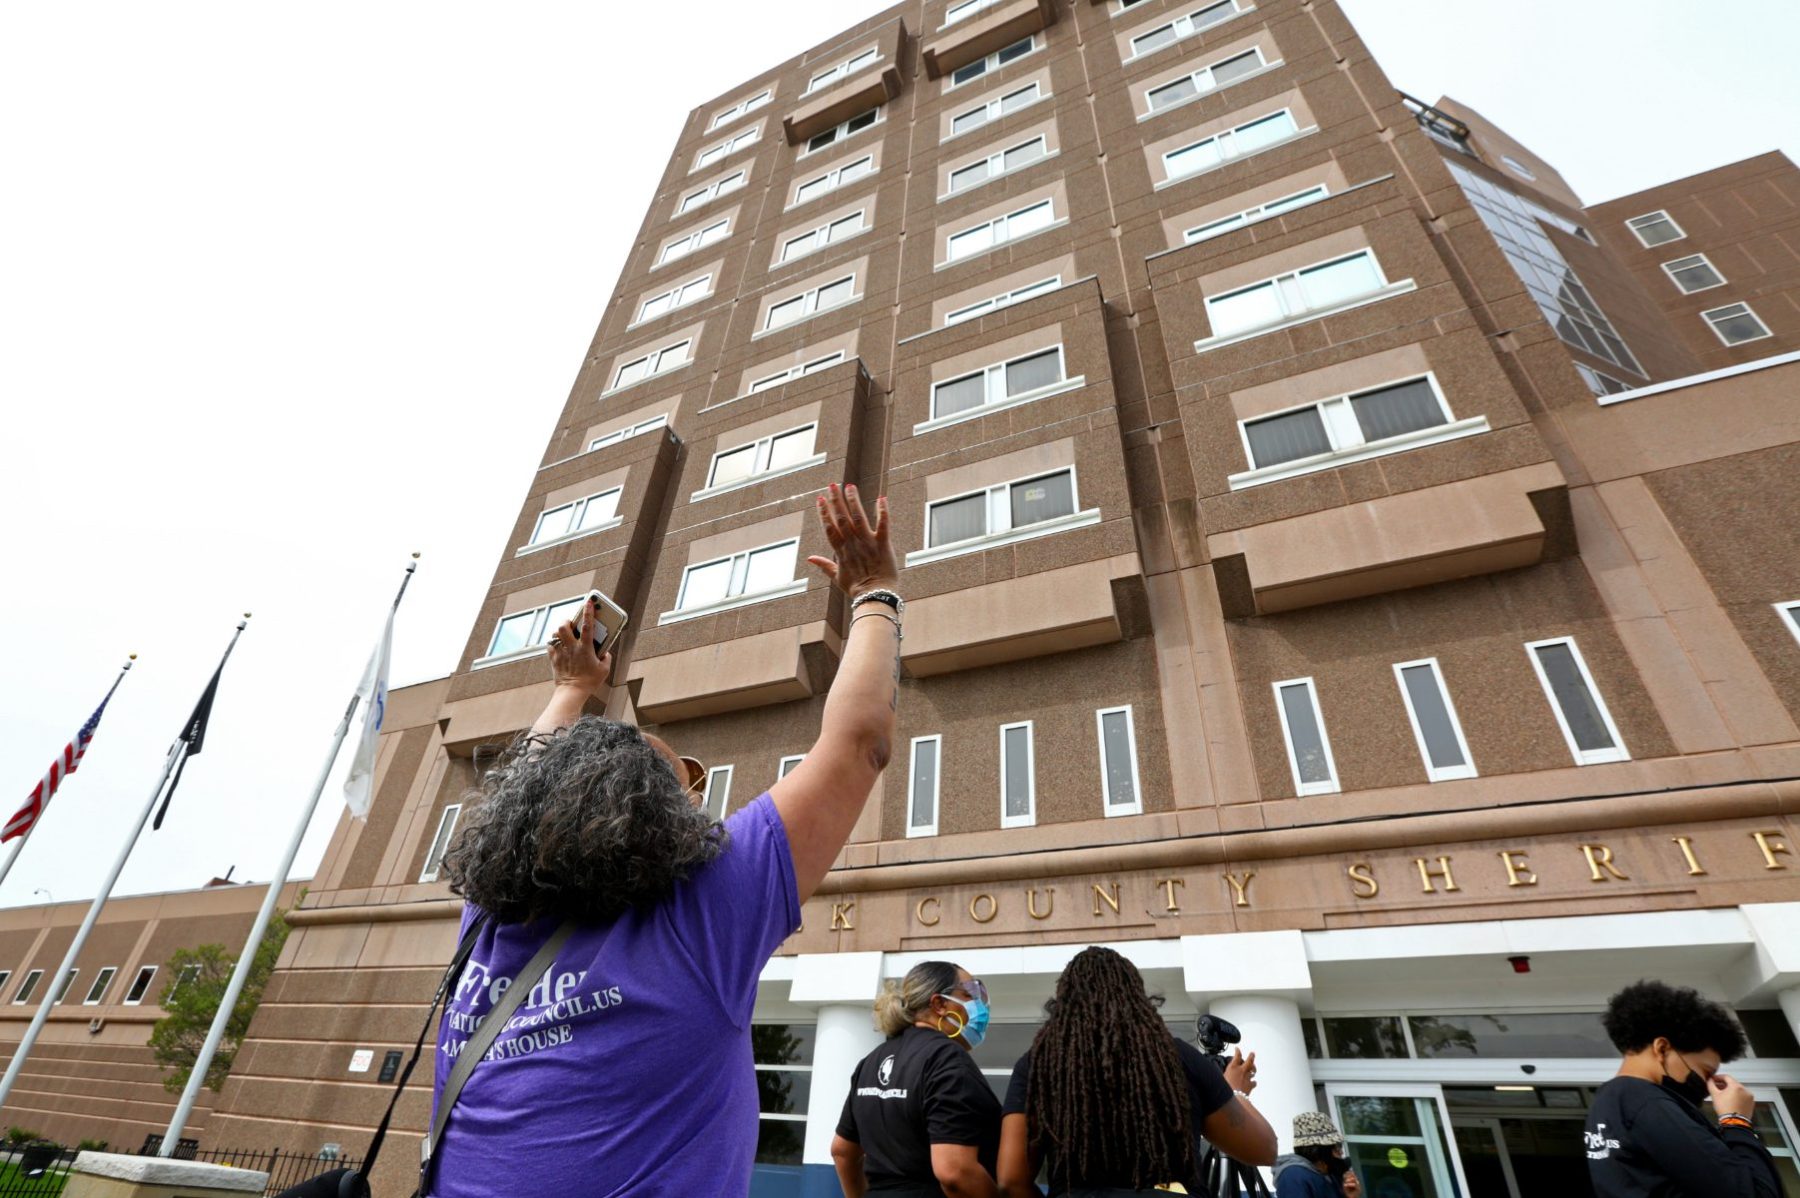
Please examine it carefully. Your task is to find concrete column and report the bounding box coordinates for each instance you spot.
[1209,993,1314,1155]
[802,1003,887,1166]
[1778,986,1800,1045]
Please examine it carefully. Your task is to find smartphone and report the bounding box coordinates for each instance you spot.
[586,589,629,658]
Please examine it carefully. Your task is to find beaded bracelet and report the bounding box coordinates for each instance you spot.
[1719,1114,1755,1131]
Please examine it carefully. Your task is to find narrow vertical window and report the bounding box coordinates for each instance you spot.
[123,966,157,1006]
[1776,601,1800,647]
[1392,659,1477,782]
[84,968,117,1005]
[52,969,79,1005]
[1525,638,1629,765]
[0,972,11,998]
[999,722,1036,828]
[13,970,43,1005]
[1096,706,1143,816]
[419,803,463,883]
[908,736,942,837]
[704,765,734,820]
[1274,678,1339,795]
[778,755,804,779]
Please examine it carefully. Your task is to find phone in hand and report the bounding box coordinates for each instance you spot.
[586,590,629,658]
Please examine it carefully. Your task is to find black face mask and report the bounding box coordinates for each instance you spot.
[1661,1053,1711,1106]
[1326,1155,1352,1179]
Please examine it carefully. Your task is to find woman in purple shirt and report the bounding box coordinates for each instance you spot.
[426,485,901,1197]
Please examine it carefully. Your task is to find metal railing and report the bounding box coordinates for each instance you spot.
[0,1139,362,1198]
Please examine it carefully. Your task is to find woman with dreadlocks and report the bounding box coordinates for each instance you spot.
[996,946,1275,1197]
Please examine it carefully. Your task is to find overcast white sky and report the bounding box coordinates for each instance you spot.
[2,1,1795,910]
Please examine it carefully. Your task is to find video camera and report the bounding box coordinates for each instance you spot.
[1194,1012,1242,1067]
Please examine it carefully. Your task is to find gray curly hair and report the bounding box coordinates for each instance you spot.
[443,716,726,924]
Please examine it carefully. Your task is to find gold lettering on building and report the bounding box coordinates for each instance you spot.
[1347,863,1380,899]
[1416,856,1460,894]
[1671,836,1708,877]
[1027,887,1055,921]
[831,901,855,931]
[1752,831,1792,870]
[915,896,941,927]
[969,893,999,924]
[1092,881,1121,917]
[1581,843,1629,882]
[1158,877,1186,913]
[1498,850,1538,888]
[1223,871,1255,909]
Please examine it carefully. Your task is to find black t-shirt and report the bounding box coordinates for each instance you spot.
[1584,1075,1782,1198]
[1002,1037,1235,1193]
[836,1025,1002,1195]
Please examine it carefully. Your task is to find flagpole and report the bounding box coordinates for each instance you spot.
[0,659,136,896]
[0,621,248,1114]
[160,559,419,1153]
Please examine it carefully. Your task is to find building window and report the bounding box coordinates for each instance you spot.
[806,48,879,95]
[932,345,1067,420]
[945,275,1062,326]
[1207,249,1391,340]
[52,969,78,1005]
[1146,47,1271,114]
[1626,210,1685,248]
[907,736,942,837]
[659,218,730,265]
[928,468,1077,549]
[794,154,874,206]
[703,766,733,820]
[804,108,881,155]
[708,425,819,490]
[1274,677,1338,796]
[778,755,805,780]
[13,970,43,1005]
[1702,302,1773,346]
[1185,185,1329,244]
[1164,109,1302,182]
[999,722,1036,828]
[1096,706,1144,816]
[709,90,772,132]
[950,82,1044,139]
[123,966,157,1006]
[1525,637,1629,766]
[747,351,847,395]
[945,0,1005,25]
[1117,0,1155,9]
[1129,0,1253,59]
[676,540,801,614]
[419,804,462,883]
[0,972,11,998]
[636,274,713,324]
[1501,155,1537,180]
[1575,363,1632,398]
[1393,659,1477,782]
[612,340,692,392]
[590,413,668,452]
[82,967,117,1006]
[165,964,203,1003]
[1777,601,1800,647]
[765,275,858,331]
[1240,375,1460,472]
[485,596,588,663]
[694,125,760,172]
[950,37,1037,88]
[1661,254,1725,294]
[752,1023,814,1167]
[780,211,867,263]
[946,198,1057,261]
[678,169,747,216]
[948,135,1049,194]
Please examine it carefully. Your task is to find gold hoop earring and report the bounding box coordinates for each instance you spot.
[937,1010,966,1038]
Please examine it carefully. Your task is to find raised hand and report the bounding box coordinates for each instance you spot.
[547,597,612,698]
[808,483,899,599]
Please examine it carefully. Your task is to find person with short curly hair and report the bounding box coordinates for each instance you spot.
[1585,979,1781,1197]
[425,484,903,1197]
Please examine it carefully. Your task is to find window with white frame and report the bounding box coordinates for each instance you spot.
[1164,109,1302,182]
[948,135,1048,194]
[694,125,760,172]
[13,970,42,1005]
[678,169,746,215]
[950,81,1044,139]
[747,351,847,394]
[1096,706,1143,816]
[1776,601,1800,647]
[1662,253,1725,294]
[1274,677,1338,796]
[778,755,805,780]
[676,540,801,613]
[420,804,462,883]
[928,468,1077,549]
[528,489,622,550]
[1239,376,1457,472]
[945,0,1005,25]
[1185,185,1329,244]
[123,966,157,1006]
[946,198,1056,261]
[780,211,866,263]
[709,89,771,131]
[165,964,203,1003]
[1117,0,1155,10]
[999,722,1036,828]
[1626,210,1685,248]
[636,274,713,324]
[1145,47,1272,114]
[806,48,879,95]
[765,275,857,331]
[1525,637,1629,765]
[794,155,874,206]
[1206,249,1392,341]
[1702,302,1773,346]
[907,736,942,837]
[0,972,11,999]
[707,424,818,490]
[590,413,668,452]
[1575,363,1632,398]
[83,967,117,1005]
[950,36,1036,88]
[703,766,733,820]
[752,1022,813,1156]
[52,969,78,1005]
[932,345,1066,419]
[1393,659,1477,782]
[1501,155,1537,181]
[611,339,692,390]
[1129,0,1253,58]
[485,595,587,662]
[659,218,730,265]
[805,108,881,155]
[945,275,1062,325]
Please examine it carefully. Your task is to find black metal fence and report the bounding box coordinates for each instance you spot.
[0,1140,362,1198]
[0,1145,74,1198]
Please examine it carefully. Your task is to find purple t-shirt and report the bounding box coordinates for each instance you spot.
[428,793,799,1197]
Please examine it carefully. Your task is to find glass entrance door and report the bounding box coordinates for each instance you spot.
[1327,1083,1471,1198]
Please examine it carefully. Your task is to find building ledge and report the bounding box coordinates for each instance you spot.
[512,515,624,557]
[1228,416,1490,490]
[785,65,904,145]
[912,374,1086,435]
[658,579,809,626]
[903,552,1139,677]
[628,621,838,724]
[905,508,1101,568]
[1194,280,1417,354]
[923,0,1058,80]
[1596,347,1800,407]
[691,453,830,503]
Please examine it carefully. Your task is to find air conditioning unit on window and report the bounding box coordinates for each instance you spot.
[87,1019,105,1034]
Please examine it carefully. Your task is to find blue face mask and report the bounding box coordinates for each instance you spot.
[938,994,991,1048]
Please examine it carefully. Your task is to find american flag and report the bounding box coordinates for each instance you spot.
[4,665,131,843]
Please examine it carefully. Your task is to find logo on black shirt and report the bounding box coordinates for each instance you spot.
[879,1055,895,1086]
[1583,1122,1620,1160]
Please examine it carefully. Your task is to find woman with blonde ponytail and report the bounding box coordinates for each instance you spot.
[832,961,1002,1198]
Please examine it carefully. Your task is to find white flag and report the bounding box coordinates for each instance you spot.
[343,608,395,820]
